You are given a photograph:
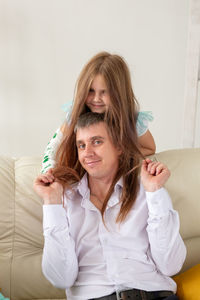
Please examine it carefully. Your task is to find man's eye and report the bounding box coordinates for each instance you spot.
[94,140,102,145]
[89,89,94,93]
[78,144,85,149]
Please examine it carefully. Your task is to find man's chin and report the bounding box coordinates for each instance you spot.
[87,170,100,177]
[87,170,103,179]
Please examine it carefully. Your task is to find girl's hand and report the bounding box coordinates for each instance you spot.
[141,158,170,192]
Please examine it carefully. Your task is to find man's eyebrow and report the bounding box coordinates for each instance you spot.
[76,136,105,145]
[90,136,105,141]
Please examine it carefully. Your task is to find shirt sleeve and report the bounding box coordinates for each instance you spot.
[41,128,63,174]
[42,205,78,289]
[145,188,187,276]
[136,111,154,137]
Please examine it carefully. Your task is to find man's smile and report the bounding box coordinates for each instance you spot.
[84,159,101,167]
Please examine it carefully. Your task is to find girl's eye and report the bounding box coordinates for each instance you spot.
[102,90,108,95]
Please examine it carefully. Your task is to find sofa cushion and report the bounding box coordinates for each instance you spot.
[0,156,66,300]
[151,148,200,272]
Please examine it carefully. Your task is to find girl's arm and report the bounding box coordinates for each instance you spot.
[136,112,156,156]
[138,130,156,156]
[41,123,68,174]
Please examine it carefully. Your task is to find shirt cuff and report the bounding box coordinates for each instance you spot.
[43,204,68,228]
[145,188,173,217]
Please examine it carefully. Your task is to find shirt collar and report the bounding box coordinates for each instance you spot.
[107,178,123,207]
[63,174,89,205]
[77,173,90,198]
[75,173,123,208]
[115,177,123,190]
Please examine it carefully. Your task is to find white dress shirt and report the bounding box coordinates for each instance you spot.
[42,174,186,300]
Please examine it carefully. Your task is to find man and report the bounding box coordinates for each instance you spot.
[34,112,186,300]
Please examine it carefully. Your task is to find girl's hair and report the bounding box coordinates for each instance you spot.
[54,51,143,223]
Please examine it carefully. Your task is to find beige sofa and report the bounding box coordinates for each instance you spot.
[0,148,200,300]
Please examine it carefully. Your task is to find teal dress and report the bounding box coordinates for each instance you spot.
[0,293,10,300]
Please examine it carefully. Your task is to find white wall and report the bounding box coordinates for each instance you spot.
[0,0,190,157]
[182,0,200,148]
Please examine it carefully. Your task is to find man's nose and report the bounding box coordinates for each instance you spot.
[84,144,94,156]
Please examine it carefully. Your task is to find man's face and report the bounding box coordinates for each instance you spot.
[76,122,121,181]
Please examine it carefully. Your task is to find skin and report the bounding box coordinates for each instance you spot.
[85,74,110,113]
[141,158,170,192]
[61,74,156,156]
[76,122,121,209]
[34,123,170,208]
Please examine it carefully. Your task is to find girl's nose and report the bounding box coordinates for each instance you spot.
[93,93,100,102]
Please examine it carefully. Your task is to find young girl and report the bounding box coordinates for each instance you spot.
[41,51,156,174]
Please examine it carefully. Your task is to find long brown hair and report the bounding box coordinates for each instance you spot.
[54,52,143,223]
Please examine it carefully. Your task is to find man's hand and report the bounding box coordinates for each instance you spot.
[141,158,170,192]
[34,169,63,205]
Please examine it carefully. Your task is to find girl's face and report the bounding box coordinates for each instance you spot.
[85,74,111,113]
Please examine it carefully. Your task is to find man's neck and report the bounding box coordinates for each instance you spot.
[88,175,115,201]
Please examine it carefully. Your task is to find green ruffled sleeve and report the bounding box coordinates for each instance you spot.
[41,128,63,174]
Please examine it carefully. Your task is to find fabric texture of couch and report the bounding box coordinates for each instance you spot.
[0,148,200,300]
